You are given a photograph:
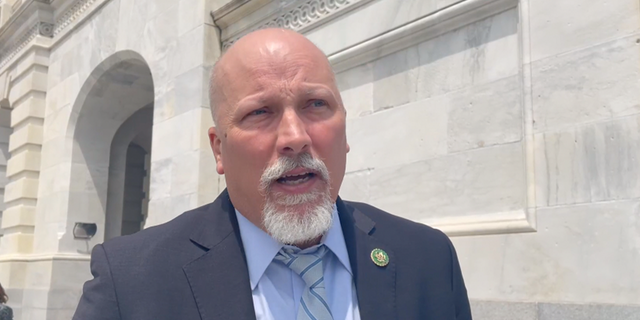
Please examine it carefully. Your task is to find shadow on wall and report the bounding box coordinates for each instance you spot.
[0,99,10,239]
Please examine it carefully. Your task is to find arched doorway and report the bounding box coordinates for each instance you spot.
[0,99,10,239]
[69,51,154,244]
[104,106,152,241]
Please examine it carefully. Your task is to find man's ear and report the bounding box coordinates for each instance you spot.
[208,126,225,175]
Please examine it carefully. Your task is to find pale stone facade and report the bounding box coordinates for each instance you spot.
[0,0,638,319]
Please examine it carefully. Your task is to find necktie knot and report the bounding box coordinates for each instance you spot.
[274,244,334,319]
[275,245,328,286]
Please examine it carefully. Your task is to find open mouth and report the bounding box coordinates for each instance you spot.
[276,172,316,185]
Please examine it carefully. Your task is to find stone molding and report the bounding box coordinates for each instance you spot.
[38,20,54,36]
[0,0,103,70]
[0,252,90,262]
[0,21,52,68]
[327,0,518,72]
[221,0,375,50]
[53,0,98,36]
[421,209,536,237]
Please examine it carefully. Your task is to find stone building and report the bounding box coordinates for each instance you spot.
[0,0,638,319]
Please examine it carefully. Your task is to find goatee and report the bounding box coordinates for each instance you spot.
[259,153,334,246]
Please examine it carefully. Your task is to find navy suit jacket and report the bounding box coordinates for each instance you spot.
[73,189,472,320]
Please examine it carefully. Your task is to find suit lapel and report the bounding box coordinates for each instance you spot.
[182,190,257,320]
[337,198,397,320]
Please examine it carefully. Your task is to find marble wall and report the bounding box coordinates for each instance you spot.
[338,7,526,230]
[452,0,640,309]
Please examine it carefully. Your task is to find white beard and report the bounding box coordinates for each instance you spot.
[259,153,334,246]
[262,191,334,245]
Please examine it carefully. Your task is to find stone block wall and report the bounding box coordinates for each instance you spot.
[337,7,526,232]
[450,0,640,314]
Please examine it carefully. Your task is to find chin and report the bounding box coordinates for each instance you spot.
[262,190,334,246]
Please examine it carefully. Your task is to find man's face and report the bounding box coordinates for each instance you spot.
[209,40,349,245]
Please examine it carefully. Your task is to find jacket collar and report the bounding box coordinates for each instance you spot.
[183,190,257,320]
[337,198,398,320]
[183,190,397,320]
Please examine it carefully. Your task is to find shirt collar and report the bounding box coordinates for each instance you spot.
[235,205,353,290]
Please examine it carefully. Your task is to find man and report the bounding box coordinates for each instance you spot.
[73,28,472,320]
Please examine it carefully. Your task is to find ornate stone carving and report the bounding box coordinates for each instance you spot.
[0,0,87,69]
[38,22,54,37]
[53,0,99,36]
[222,0,356,50]
[0,20,54,68]
[0,23,38,68]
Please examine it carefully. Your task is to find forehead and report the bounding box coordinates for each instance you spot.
[224,51,334,94]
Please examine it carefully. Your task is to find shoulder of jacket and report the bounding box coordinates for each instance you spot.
[101,202,214,250]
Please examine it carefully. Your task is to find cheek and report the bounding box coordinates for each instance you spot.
[309,125,348,166]
[310,128,348,198]
[311,119,348,148]
[223,134,274,177]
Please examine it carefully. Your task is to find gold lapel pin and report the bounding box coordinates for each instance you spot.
[370,248,389,267]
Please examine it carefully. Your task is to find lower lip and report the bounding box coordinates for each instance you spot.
[271,175,320,194]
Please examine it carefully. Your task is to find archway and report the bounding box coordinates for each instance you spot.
[68,51,154,245]
[0,99,10,238]
[104,106,152,241]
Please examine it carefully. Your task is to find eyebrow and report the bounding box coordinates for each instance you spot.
[245,84,332,100]
[300,84,336,99]
[234,93,266,110]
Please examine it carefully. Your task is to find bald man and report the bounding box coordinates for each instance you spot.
[73,29,472,320]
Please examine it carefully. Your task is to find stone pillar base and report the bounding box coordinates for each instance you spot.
[0,254,91,320]
[0,259,28,320]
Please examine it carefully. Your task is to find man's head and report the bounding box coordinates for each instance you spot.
[208,28,349,247]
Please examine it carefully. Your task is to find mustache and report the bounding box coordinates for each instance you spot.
[259,153,330,192]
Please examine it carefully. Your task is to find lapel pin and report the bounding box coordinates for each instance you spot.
[370,248,389,267]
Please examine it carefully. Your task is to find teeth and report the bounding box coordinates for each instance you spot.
[279,175,311,185]
[282,172,310,178]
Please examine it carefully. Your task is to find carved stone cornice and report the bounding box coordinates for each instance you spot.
[0,21,53,68]
[0,0,102,70]
[220,0,374,51]
[53,0,97,36]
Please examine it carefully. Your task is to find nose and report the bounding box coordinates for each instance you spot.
[276,108,311,156]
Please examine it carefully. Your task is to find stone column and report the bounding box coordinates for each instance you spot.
[0,48,48,256]
[0,44,49,319]
[1,47,49,247]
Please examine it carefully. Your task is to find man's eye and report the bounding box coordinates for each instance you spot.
[309,100,327,108]
[249,108,268,116]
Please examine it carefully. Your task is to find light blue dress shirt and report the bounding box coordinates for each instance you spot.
[235,206,361,320]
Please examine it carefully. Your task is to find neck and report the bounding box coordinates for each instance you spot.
[291,236,322,249]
